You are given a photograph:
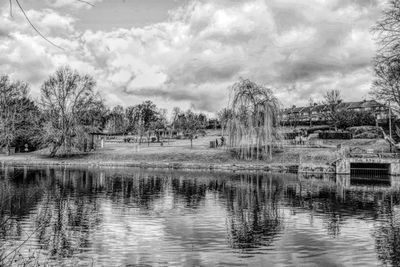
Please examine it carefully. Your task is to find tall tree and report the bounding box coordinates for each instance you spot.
[105,105,127,134]
[372,0,400,109]
[308,97,315,127]
[180,110,206,148]
[149,108,168,142]
[40,66,99,157]
[138,101,159,131]
[0,75,39,154]
[228,78,280,160]
[172,107,182,127]
[123,101,160,143]
[77,96,108,151]
[323,89,342,131]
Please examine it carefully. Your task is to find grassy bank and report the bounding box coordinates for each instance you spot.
[0,134,390,172]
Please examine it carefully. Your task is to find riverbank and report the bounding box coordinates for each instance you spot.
[0,157,334,174]
[0,136,389,174]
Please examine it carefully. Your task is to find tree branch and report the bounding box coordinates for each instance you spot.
[14,0,64,50]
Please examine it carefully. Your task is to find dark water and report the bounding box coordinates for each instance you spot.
[1,166,400,266]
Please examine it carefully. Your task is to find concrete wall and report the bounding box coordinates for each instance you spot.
[336,157,400,176]
[389,162,400,176]
[336,159,350,174]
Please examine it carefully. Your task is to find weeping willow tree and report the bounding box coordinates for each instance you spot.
[227,79,281,160]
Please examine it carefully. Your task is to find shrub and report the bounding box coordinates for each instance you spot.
[283,132,300,140]
[347,126,383,139]
[337,110,376,129]
[306,125,331,134]
[354,132,380,139]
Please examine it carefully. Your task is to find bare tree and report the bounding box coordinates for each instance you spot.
[308,97,315,127]
[323,89,342,131]
[171,107,182,131]
[40,66,98,157]
[372,0,400,109]
[372,58,400,107]
[373,0,400,62]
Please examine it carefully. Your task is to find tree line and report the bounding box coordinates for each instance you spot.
[0,66,214,157]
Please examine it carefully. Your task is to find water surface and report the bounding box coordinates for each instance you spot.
[0,166,399,266]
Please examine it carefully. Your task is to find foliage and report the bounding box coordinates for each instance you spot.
[40,66,101,157]
[336,110,376,129]
[172,109,207,147]
[13,98,43,152]
[149,108,168,142]
[105,105,127,134]
[124,101,164,141]
[0,75,41,154]
[227,78,280,160]
[347,126,383,139]
[133,101,160,135]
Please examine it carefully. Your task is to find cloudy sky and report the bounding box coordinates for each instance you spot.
[0,0,387,113]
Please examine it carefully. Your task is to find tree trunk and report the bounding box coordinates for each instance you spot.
[49,137,64,157]
[50,144,60,157]
[190,138,193,148]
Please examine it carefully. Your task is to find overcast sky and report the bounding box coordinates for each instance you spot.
[0,0,387,113]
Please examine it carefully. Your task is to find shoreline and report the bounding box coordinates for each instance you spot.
[0,137,388,175]
[0,156,335,174]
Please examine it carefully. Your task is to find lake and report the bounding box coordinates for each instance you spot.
[0,166,399,266]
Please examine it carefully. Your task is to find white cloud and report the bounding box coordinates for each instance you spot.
[0,0,383,111]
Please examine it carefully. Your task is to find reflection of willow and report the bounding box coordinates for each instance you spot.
[224,174,284,249]
[103,172,165,209]
[171,177,207,208]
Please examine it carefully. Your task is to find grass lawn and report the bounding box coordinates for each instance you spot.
[0,130,391,166]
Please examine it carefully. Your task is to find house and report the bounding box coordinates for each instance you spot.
[281,100,389,126]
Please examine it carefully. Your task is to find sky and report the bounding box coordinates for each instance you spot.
[0,0,388,114]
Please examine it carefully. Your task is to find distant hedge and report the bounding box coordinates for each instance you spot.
[319,131,353,139]
[283,132,300,140]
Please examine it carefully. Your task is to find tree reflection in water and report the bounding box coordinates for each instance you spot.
[2,166,400,265]
[373,193,400,266]
[223,173,284,249]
